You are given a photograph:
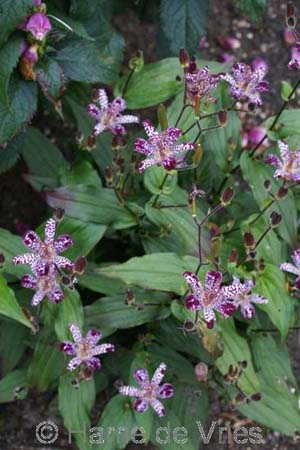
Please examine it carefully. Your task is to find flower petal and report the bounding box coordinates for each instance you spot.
[291,249,300,267]
[143,120,158,138]
[21,274,37,289]
[55,255,74,270]
[134,368,149,385]
[134,138,152,155]
[112,97,126,111]
[13,253,36,266]
[173,142,195,153]
[60,342,76,356]
[70,323,82,343]
[280,262,300,276]
[86,357,101,371]
[151,363,167,386]
[54,234,73,254]
[31,291,45,306]
[241,304,255,319]
[86,329,102,345]
[158,383,174,399]
[134,398,149,414]
[183,271,203,294]
[119,114,139,124]
[92,343,115,356]
[185,293,202,311]
[203,307,216,329]
[138,158,157,173]
[67,357,82,371]
[150,399,165,417]
[205,270,222,290]
[87,104,101,120]
[119,385,141,397]
[22,230,41,252]
[44,218,56,244]
[48,287,64,304]
[98,89,108,109]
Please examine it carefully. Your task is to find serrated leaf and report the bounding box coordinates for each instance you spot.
[0,0,32,46]
[160,0,209,55]
[0,75,37,145]
[0,35,22,106]
[36,57,64,100]
[0,275,33,329]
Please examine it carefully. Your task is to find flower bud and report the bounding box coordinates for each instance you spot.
[218,110,227,127]
[195,362,208,382]
[257,258,266,271]
[264,179,272,191]
[277,185,288,199]
[244,232,255,248]
[54,208,65,222]
[239,360,248,370]
[179,48,189,68]
[228,248,238,264]
[125,288,135,305]
[61,275,72,286]
[251,392,262,402]
[74,256,87,275]
[112,135,126,150]
[220,187,234,206]
[104,166,114,187]
[270,211,282,228]
[75,131,84,146]
[251,57,269,73]
[217,36,240,51]
[286,2,296,28]
[81,368,93,381]
[86,134,96,151]
[129,50,144,72]
[284,27,295,45]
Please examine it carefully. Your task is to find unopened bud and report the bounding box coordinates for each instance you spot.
[244,232,255,248]
[221,187,234,206]
[239,360,248,370]
[258,258,266,271]
[71,377,80,389]
[218,109,228,127]
[54,208,65,222]
[264,179,272,191]
[175,75,182,82]
[179,48,189,68]
[104,166,114,187]
[270,211,282,228]
[86,134,96,151]
[195,362,208,382]
[277,185,288,199]
[228,248,238,264]
[81,368,93,381]
[22,307,34,323]
[287,2,296,28]
[74,256,87,275]
[112,135,126,150]
[125,288,135,305]
[157,103,168,130]
[129,50,144,72]
[251,392,262,402]
[75,131,84,146]
[61,275,72,286]
[248,250,257,260]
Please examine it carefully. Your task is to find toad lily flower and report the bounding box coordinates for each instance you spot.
[280,249,300,278]
[185,58,220,105]
[21,263,63,306]
[222,277,268,319]
[184,271,236,329]
[265,141,300,182]
[24,12,52,40]
[60,323,115,372]
[87,89,139,136]
[119,363,173,417]
[135,121,195,172]
[13,217,74,275]
[221,62,269,107]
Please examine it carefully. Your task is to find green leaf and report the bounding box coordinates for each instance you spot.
[54,36,122,84]
[0,369,27,403]
[47,185,142,230]
[280,80,294,102]
[0,35,22,106]
[84,290,170,337]
[0,275,33,329]
[144,166,178,195]
[0,75,37,145]
[253,264,294,339]
[60,161,102,188]
[80,265,125,295]
[240,152,297,247]
[0,320,27,374]
[36,57,64,100]
[21,127,68,181]
[27,338,65,392]
[115,58,183,109]
[234,0,266,21]
[54,289,84,341]
[264,109,300,140]
[59,374,95,450]
[97,253,199,295]
[70,0,101,19]
[0,1,32,46]
[0,228,27,278]
[0,133,25,174]
[216,318,260,395]
[160,0,209,55]
[239,334,300,435]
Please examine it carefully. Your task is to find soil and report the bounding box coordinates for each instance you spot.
[1,0,300,449]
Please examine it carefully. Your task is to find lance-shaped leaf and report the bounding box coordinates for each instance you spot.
[0,369,27,403]
[0,275,33,329]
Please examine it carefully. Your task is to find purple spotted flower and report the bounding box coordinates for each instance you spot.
[87,89,139,137]
[135,121,195,172]
[119,363,173,417]
[288,46,300,70]
[221,62,269,106]
[21,263,63,306]
[222,277,268,319]
[13,217,74,275]
[265,140,300,182]
[185,58,220,105]
[184,271,236,329]
[24,13,52,41]
[280,249,300,278]
[60,323,115,372]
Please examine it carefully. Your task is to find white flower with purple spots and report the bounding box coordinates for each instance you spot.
[135,121,195,172]
[13,218,74,275]
[119,363,173,417]
[280,249,300,278]
[21,263,63,306]
[87,89,139,136]
[185,58,220,105]
[222,277,268,320]
[184,271,236,329]
[265,141,300,182]
[221,62,269,106]
[60,323,115,372]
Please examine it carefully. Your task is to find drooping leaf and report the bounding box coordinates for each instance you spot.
[0,275,33,329]
[160,0,209,55]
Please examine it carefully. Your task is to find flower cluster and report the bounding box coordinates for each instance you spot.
[87,89,139,137]
[266,140,300,182]
[119,363,173,417]
[185,57,220,105]
[184,270,268,328]
[13,216,74,306]
[134,121,195,172]
[60,323,115,372]
[221,62,269,107]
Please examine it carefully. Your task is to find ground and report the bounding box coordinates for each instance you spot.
[0,0,299,449]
